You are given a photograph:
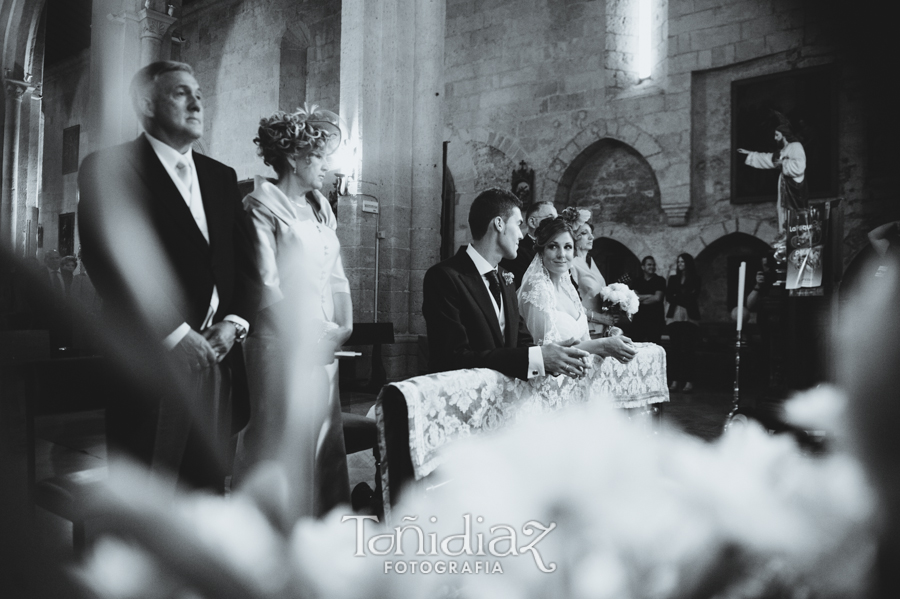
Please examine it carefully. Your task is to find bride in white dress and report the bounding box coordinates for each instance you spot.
[518,216,670,409]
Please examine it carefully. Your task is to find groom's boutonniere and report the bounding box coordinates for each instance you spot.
[502,271,515,286]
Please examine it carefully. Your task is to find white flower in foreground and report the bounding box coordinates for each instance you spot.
[178,494,289,594]
[782,384,848,443]
[76,538,176,599]
[79,387,878,599]
[397,397,877,599]
[289,509,390,599]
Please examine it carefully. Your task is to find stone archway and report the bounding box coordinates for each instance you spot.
[556,137,665,227]
[695,232,771,324]
[547,117,691,225]
[591,237,640,284]
[278,25,310,112]
[444,127,529,248]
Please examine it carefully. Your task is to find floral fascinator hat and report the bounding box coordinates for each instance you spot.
[301,103,342,155]
[255,103,342,165]
[560,206,590,229]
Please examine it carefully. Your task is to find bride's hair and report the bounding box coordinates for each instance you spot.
[534,216,575,254]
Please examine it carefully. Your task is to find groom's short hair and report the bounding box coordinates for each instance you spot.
[468,188,522,240]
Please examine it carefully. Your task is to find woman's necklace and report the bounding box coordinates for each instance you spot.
[293,196,322,232]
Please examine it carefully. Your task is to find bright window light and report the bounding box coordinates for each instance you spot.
[637,0,652,80]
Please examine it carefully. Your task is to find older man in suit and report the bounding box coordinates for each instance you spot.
[78,61,261,491]
[423,188,589,380]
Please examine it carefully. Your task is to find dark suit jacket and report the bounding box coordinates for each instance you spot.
[499,235,535,289]
[77,135,260,341]
[77,136,261,455]
[423,246,535,380]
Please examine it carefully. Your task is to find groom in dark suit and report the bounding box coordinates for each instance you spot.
[78,61,261,491]
[423,188,589,380]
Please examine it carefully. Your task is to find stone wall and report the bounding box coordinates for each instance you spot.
[179,0,341,180]
[441,0,891,329]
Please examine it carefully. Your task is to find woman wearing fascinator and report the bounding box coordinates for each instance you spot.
[560,207,610,336]
[234,104,351,514]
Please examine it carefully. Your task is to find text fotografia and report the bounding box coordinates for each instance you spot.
[342,514,557,574]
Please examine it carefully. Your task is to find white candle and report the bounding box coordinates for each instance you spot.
[736,261,746,332]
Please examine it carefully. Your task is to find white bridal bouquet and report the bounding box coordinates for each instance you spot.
[598,282,640,320]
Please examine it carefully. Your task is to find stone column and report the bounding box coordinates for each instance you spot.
[87,0,143,154]
[339,0,444,379]
[1,80,32,255]
[138,7,177,67]
[15,87,42,259]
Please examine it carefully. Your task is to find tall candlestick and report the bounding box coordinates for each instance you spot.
[736,261,746,331]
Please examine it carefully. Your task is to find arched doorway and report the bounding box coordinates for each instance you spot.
[695,232,772,324]
[591,237,640,285]
[555,138,665,227]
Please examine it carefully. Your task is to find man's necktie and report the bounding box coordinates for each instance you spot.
[175,160,192,191]
[51,270,64,295]
[176,158,210,243]
[485,270,503,311]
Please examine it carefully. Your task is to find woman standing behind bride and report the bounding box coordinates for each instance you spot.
[566,209,609,337]
[518,216,669,409]
[234,105,352,515]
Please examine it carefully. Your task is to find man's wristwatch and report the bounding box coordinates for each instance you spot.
[228,321,248,343]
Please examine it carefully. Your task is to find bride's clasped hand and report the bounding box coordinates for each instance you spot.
[586,333,637,363]
[539,336,590,377]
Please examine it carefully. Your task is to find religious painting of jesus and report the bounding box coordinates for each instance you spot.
[731,65,838,205]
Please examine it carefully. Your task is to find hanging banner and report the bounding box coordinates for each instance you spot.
[785,201,836,296]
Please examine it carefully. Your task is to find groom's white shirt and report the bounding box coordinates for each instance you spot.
[466,244,545,378]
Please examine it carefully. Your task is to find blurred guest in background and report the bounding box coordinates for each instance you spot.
[43,250,65,298]
[235,104,352,515]
[631,256,666,344]
[37,249,72,349]
[500,200,557,288]
[868,220,900,280]
[746,253,776,385]
[68,248,102,352]
[565,211,608,337]
[67,247,101,317]
[666,253,701,393]
[60,254,77,294]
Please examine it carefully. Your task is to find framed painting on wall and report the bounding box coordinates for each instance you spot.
[58,212,75,257]
[731,65,838,204]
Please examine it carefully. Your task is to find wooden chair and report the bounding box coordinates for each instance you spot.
[341,322,395,393]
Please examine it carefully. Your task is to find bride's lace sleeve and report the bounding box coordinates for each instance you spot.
[517,255,558,345]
